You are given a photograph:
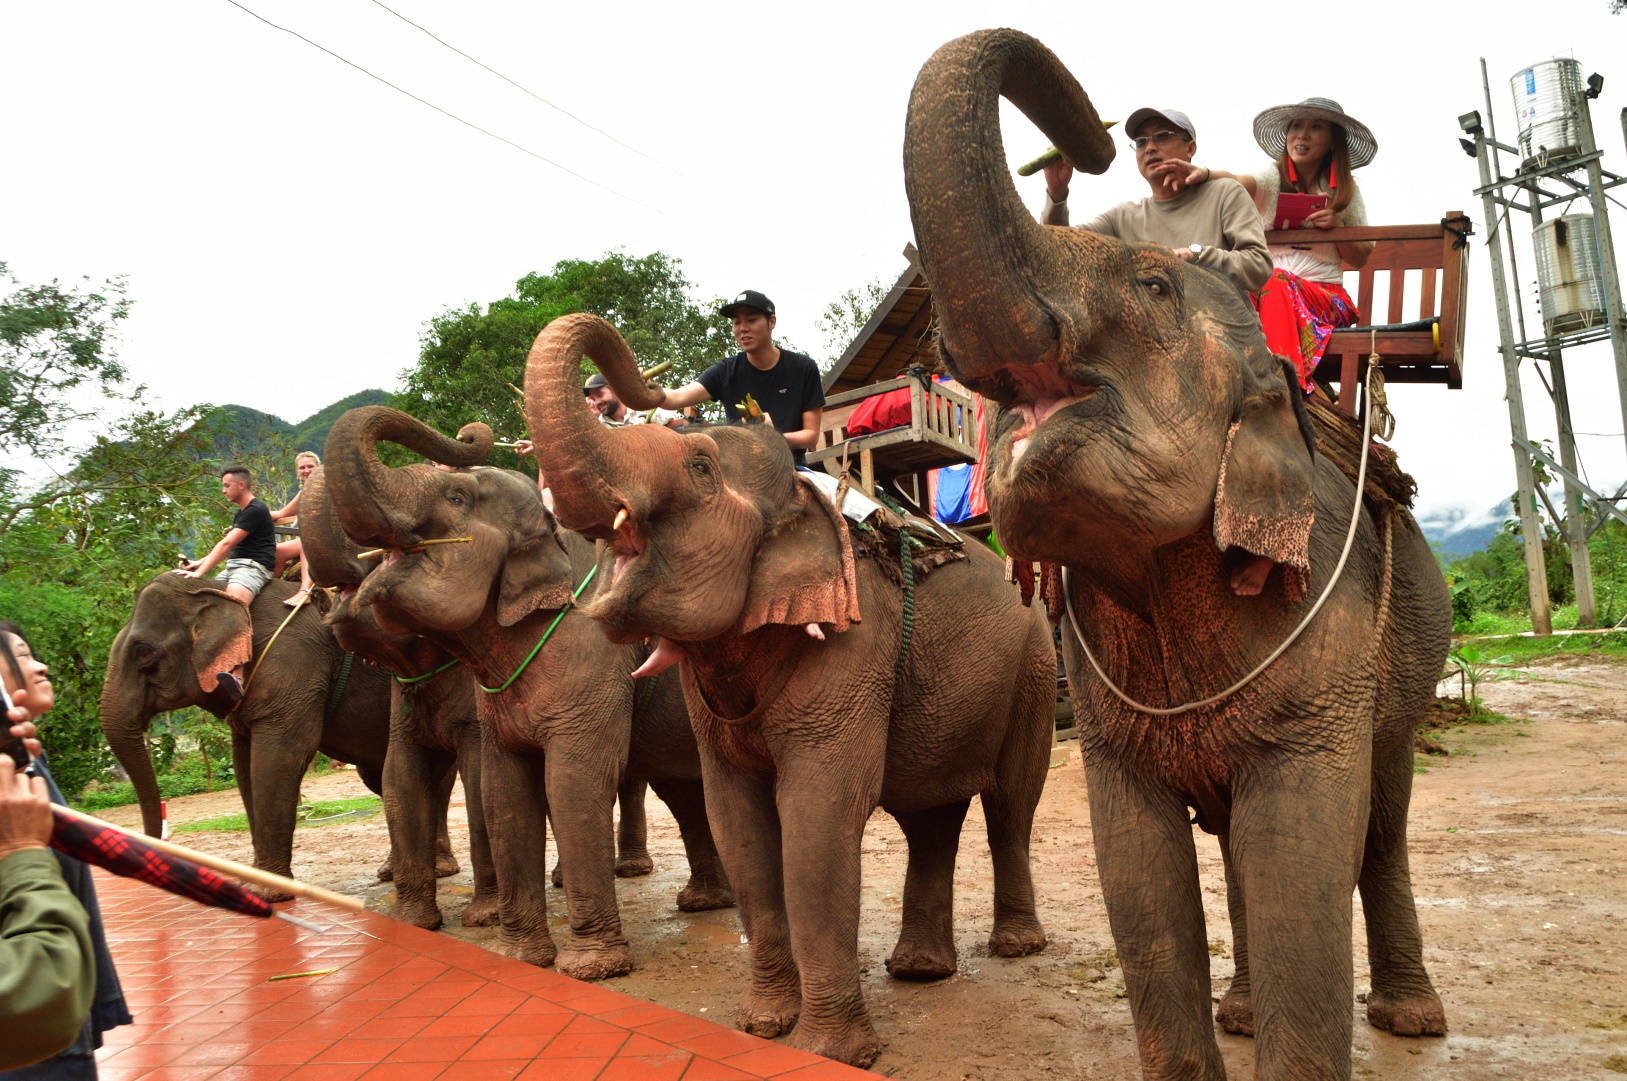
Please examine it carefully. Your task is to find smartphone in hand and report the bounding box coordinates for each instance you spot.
[0,684,31,771]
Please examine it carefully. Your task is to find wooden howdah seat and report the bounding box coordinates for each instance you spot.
[1269,210,1472,415]
[806,373,977,497]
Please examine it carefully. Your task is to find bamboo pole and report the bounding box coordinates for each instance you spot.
[55,803,365,911]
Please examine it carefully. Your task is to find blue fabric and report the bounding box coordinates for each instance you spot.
[934,464,976,524]
[0,757,132,1080]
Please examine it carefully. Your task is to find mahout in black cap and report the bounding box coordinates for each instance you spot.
[719,289,776,319]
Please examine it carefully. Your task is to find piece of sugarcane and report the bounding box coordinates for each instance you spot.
[1015,119,1119,176]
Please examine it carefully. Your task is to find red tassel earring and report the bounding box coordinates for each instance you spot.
[1287,159,1298,184]
[1329,161,1338,190]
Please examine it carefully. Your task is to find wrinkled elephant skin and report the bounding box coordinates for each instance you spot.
[524,314,1057,1068]
[903,29,1451,1081]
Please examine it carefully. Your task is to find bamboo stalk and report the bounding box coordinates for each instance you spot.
[54,803,366,912]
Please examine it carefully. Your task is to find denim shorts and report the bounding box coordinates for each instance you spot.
[216,558,273,596]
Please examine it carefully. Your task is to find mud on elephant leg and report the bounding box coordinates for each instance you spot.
[615,776,654,877]
[544,750,633,980]
[245,728,320,903]
[648,777,734,911]
[1214,831,1255,1037]
[434,765,461,878]
[886,799,969,980]
[457,726,501,928]
[1087,755,1226,1081]
[383,741,455,931]
[982,786,1048,960]
[482,742,558,968]
[1360,735,1447,1038]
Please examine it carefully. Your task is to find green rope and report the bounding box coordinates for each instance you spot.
[395,657,461,685]
[479,566,598,694]
[631,662,662,721]
[323,652,356,725]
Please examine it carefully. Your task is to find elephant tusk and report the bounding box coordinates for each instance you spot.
[613,508,629,531]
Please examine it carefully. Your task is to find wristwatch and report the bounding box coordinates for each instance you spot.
[1188,243,1203,256]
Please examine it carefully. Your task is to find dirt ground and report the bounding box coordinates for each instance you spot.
[109,654,1627,1080]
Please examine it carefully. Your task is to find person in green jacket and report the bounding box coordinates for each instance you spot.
[0,719,94,1069]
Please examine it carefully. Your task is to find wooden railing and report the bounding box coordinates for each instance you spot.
[806,375,977,494]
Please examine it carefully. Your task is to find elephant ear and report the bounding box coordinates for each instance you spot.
[498,522,577,627]
[190,588,253,695]
[1213,357,1317,601]
[736,475,862,635]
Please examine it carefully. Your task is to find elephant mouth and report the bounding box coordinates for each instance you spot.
[1003,364,1104,463]
[609,509,644,584]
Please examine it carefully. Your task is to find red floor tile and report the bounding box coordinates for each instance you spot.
[281,1065,370,1081]
[437,1060,530,1081]
[209,1066,299,1081]
[770,1063,881,1081]
[518,1057,611,1081]
[718,1044,827,1077]
[600,1052,693,1081]
[460,1032,553,1060]
[137,1066,229,1081]
[676,1030,770,1062]
[546,1030,632,1058]
[681,1059,760,1081]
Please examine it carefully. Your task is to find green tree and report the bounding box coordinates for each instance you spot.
[392,251,732,468]
[815,274,894,368]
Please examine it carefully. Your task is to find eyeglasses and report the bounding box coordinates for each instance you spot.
[1131,130,1187,151]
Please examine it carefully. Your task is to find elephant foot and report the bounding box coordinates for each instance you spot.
[988,922,1047,959]
[676,880,736,912]
[787,1019,881,1070]
[556,939,634,981]
[435,855,461,879]
[1215,984,1255,1036]
[393,898,444,931]
[615,852,655,877]
[375,860,394,882]
[1367,986,1447,1037]
[248,880,295,903]
[885,938,956,981]
[492,931,558,969]
[550,862,563,888]
[460,893,501,928]
[737,989,801,1039]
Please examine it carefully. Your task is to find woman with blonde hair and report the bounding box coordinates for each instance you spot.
[270,451,320,606]
[1180,98,1377,392]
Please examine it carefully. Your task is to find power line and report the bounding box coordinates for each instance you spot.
[222,0,692,226]
[366,0,707,190]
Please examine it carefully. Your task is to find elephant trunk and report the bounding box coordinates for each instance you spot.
[99,642,163,837]
[522,314,650,536]
[323,406,493,549]
[903,29,1114,388]
[298,466,368,589]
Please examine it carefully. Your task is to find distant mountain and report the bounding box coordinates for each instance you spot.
[212,389,391,459]
[1419,500,1513,561]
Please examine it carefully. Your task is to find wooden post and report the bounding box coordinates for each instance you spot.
[859,448,875,498]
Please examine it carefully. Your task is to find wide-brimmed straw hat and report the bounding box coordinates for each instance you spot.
[1252,97,1377,169]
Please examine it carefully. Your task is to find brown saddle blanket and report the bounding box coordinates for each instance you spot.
[1306,394,1418,520]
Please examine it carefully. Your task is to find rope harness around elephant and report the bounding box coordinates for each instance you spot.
[477,565,598,694]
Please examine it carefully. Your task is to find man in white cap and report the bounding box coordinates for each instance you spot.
[1039,107,1271,294]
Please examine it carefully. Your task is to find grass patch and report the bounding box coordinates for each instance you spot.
[175,795,381,833]
[1471,630,1627,668]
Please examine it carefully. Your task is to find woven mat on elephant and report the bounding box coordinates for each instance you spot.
[851,514,966,588]
[1306,394,1418,517]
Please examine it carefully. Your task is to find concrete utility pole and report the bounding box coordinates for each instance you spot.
[1575,97,1627,468]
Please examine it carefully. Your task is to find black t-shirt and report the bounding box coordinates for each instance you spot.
[697,350,826,463]
[228,498,277,569]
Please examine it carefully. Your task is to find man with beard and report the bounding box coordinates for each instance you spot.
[584,373,682,428]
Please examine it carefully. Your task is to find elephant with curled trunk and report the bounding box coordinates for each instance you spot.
[903,28,1450,1081]
[101,572,392,897]
[299,464,497,930]
[320,407,733,980]
[523,314,1056,1068]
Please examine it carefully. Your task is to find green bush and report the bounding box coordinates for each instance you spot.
[76,751,236,810]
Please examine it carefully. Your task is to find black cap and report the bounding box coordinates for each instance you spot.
[719,289,775,319]
[583,372,607,395]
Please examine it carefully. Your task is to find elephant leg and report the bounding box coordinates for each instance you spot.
[696,755,799,1040]
[231,729,256,839]
[885,799,969,980]
[481,739,557,968]
[1215,831,1255,1036]
[647,777,733,911]
[775,754,883,1069]
[434,766,461,878]
[548,811,563,888]
[1230,748,1368,1081]
[1360,733,1446,1037]
[544,746,632,981]
[383,739,452,930]
[983,783,1047,959]
[615,776,654,877]
[458,725,500,928]
[246,723,321,902]
[1085,751,1225,1081]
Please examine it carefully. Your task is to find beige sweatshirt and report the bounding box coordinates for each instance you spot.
[1041,179,1273,293]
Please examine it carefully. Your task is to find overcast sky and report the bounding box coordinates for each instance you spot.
[2,0,1625,525]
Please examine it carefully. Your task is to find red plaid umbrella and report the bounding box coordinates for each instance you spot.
[50,807,273,919]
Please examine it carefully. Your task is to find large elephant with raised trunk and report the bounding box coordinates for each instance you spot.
[320,407,733,980]
[101,573,393,896]
[523,313,1057,1068]
[902,28,1451,1081]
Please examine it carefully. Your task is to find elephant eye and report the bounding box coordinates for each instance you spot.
[132,642,159,669]
[445,492,466,507]
[1144,278,1169,297]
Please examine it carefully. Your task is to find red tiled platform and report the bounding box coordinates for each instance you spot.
[91,870,875,1081]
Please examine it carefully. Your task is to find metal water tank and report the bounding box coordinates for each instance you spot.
[1510,58,1585,169]
[1532,214,1606,334]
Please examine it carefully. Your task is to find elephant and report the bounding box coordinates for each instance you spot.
[299,464,499,930]
[101,572,394,897]
[320,406,734,980]
[902,29,1451,1081]
[523,313,1058,1068]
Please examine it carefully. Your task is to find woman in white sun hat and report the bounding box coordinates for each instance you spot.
[1180,97,1378,393]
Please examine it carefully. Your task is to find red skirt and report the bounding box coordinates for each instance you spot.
[1253,270,1357,392]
